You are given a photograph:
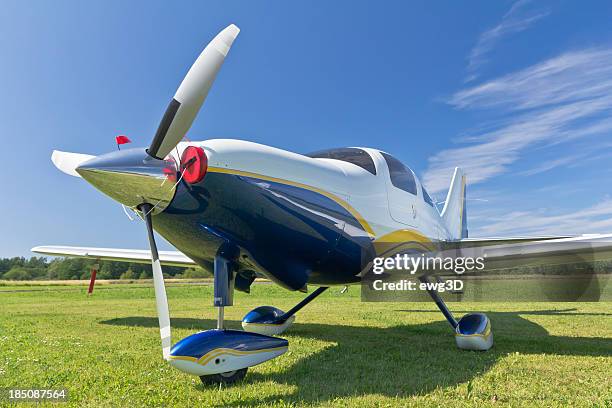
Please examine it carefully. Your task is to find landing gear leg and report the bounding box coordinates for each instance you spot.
[242,287,329,335]
[419,275,493,351]
[280,286,328,321]
[213,250,235,329]
[418,275,457,329]
[200,249,248,385]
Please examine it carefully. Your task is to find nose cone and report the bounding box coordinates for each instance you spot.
[76,148,178,213]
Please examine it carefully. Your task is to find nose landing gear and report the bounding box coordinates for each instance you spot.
[168,250,289,384]
[200,368,248,385]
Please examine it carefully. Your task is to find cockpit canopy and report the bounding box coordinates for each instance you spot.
[306,147,436,208]
[305,147,377,175]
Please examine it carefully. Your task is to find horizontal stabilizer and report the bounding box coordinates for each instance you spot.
[31,245,196,268]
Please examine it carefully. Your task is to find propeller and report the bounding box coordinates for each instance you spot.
[138,25,240,357]
[56,25,241,360]
[147,24,240,160]
[140,203,172,359]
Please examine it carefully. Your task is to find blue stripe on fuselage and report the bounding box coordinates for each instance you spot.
[152,171,373,289]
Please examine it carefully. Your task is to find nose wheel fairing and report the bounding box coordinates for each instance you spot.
[168,329,288,376]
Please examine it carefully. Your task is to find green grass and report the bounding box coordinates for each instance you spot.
[0,283,610,407]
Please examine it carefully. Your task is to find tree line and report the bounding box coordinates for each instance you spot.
[0,257,212,281]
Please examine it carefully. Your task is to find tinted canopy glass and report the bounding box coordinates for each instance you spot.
[306,147,376,175]
[422,185,434,206]
[381,152,417,195]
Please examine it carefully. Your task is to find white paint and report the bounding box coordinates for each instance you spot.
[152,258,172,360]
[31,246,195,267]
[155,24,240,158]
[51,150,95,178]
[169,139,451,240]
[169,347,288,376]
[241,315,296,336]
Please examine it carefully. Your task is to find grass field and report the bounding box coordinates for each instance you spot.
[0,282,610,407]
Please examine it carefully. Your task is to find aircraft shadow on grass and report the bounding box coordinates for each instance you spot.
[102,309,611,405]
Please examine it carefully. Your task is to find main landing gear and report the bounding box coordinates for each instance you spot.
[419,275,493,351]
[242,286,328,336]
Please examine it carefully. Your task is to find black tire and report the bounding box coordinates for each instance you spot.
[199,368,248,385]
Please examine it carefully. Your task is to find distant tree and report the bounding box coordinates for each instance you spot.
[3,267,32,280]
[47,258,89,280]
[0,259,13,275]
[26,257,47,269]
[120,268,136,280]
[0,256,201,281]
[0,257,26,277]
[99,262,126,280]
[182,268,211,278]
[129,263,151,277]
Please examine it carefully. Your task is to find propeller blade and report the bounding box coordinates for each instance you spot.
[141,203,172,360]
[147,24,240,159]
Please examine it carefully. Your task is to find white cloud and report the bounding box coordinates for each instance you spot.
[517,154,583,176]
[424,47,612,194]
[466,0,549,81]
[457,48,612,110]
[518,143,612,176]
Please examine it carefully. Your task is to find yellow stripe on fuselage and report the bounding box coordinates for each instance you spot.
[374,229,432,244]
[206,168,440,249]
[207,166,376,237]
[373,229,436,257]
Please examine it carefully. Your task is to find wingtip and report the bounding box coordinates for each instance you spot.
[51,150,62,166]
[50,150,95,178]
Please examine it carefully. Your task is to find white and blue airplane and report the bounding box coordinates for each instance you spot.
[34,24,612,384]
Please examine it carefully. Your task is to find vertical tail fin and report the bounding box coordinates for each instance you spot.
[440,168,467,240]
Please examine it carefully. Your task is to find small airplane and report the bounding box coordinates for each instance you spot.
[34,24,612,384]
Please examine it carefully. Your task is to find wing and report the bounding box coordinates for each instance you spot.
[453,234,612,270]
[458,235,571,246]
[31,245,196,268]
[437,234,612,302]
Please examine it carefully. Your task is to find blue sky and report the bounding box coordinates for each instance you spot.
[2,0,612,257]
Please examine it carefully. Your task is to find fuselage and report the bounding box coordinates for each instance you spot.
[151,139,451,290]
